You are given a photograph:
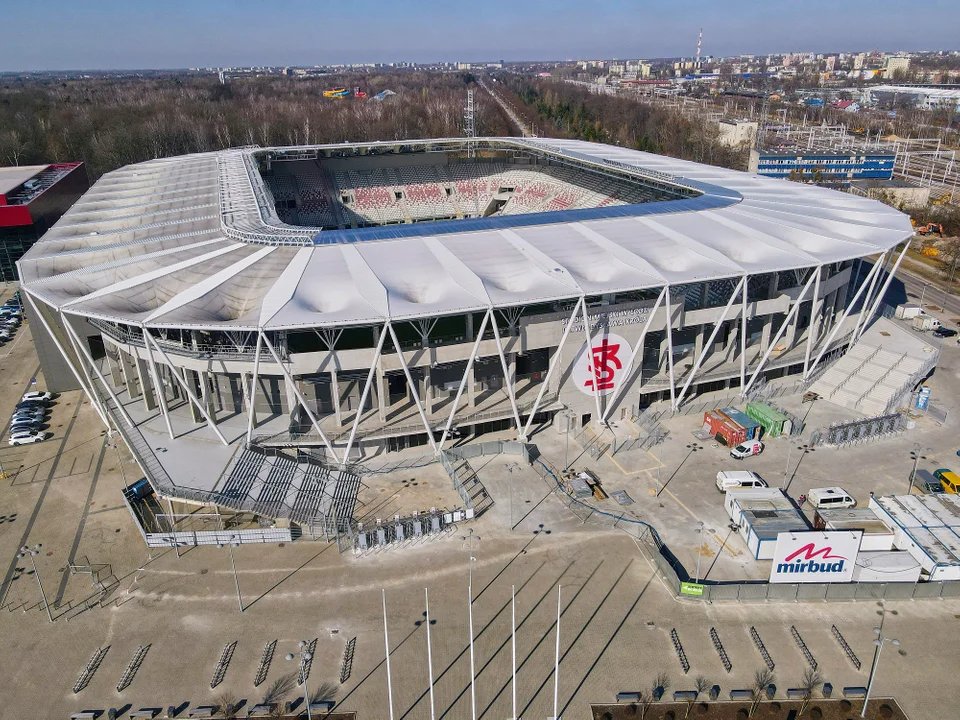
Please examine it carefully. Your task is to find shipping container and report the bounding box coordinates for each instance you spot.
[703,410,747,447]
[720,407,761,440]
[745,402,792,437]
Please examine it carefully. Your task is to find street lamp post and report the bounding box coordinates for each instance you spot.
[861,629,900,718]
[694,521,705,583]
[286,641,314,720]
[17,544,52,623]
[460,528,480,720]
[908,446,927,494]
[217,536,242,613]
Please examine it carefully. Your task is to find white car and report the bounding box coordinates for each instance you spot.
[730,438,764,459]
[21,391,54,403]
[9,430,47,446]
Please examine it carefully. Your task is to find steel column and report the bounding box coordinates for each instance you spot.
[740,277,748,389]
[521,297,585,439]
[674,276,745,409]
[141,324,175,440]
[803,266,824,376]
[341,322,389,465]
[489,311,523,438]
[852,251,888,340]
[62,315,136,428]
[260,330,341,464]
[664,286,677,409]
[600,287,667,424]
[144,332,229,446]
[437,310,490,452]
[806,256,887,379]
[858,243,910,343]
[386,323,436,452]
[245,332,262,443]
[579,299,605,426]
[742,269,819,396]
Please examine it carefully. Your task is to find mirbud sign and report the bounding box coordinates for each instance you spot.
[769,531,862,584]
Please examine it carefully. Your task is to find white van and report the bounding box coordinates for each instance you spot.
[808,487,856,509]
[716,470,768,492]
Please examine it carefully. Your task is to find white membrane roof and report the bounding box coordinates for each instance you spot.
[18,138,913,330]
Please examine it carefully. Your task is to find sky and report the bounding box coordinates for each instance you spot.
[1,0,957,72]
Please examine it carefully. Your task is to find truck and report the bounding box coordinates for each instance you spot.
[912,313,941,331]
[894,303,922,320]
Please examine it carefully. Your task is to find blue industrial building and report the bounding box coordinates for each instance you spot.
[749,148,895,185]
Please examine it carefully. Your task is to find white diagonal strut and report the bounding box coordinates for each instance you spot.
[521,297,584,439]
[144,332,229,446]
[580,299,605,426]
[739,276,748,389]
[489,311,523,438]
[674,276,745,410]
[600,287,667,424]
[857,242,909,343]
[802,265,823,376]
[141,323,175,440]
[24,299,111,431]
[387,323,436,453]
[665,286,677,409]
[437,310,491,453]
[61,314,136,429]
[742,268,819,396]
[342,322,389,465]
[852,250,888,340]
[259,329,341,464]
[805,255,887,380]
[245,332,263,443]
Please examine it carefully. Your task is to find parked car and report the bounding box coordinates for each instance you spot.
[10,422,44,435]
[21,391,54,403]
[15,399,51,411]
[9,430,47,446]
[12,409,46,422]
[934,468,960,494]
[716,470,768,492]
[934,327,958,338]
[730,438,764,459]
[807,487,857,509]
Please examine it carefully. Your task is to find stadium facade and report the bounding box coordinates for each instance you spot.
[17,137,912,528]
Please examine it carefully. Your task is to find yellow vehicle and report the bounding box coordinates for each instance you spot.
[323,87,349,98]
[934,468,960,493]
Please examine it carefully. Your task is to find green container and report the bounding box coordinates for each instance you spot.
[745,401,789,438]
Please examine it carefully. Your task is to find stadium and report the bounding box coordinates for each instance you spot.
[17,137,912,538]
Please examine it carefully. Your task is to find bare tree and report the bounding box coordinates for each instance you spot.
[797,667,823,715]
[685,675,711,718]
[214,692,238,718]
[750,668,776,717]
[261,671,297,705]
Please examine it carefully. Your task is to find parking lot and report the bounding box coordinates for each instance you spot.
[2,283,960,718]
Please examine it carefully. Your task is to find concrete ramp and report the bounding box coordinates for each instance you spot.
[810,317,938,416]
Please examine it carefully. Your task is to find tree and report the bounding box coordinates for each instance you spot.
[685,676,711,718]
[797,667,823,715]
[750,668,775,717]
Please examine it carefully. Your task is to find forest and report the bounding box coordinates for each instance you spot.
[0,72,512,179]
[498,76,749,170]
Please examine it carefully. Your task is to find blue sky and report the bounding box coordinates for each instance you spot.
[1,0,956,71]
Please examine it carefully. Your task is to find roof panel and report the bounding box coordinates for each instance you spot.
[18,137,914,327]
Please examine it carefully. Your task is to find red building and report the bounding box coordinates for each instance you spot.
[0,163,89,281]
